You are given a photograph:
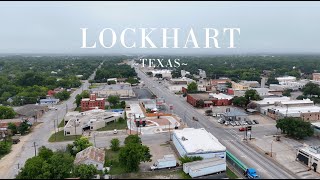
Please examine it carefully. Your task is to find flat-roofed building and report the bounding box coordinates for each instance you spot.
[297,146,320,173]
[90,83,135,98]
[172,128,226,159]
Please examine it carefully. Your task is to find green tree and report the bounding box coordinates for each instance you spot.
[154,74,162,80]
[8,122,17,135]
[245,89,262,102]
[126,77,139,85]
[232,96,248,108]
[107,95,120,106]
[195,99,204,108]
[38,146,54,161]
[179,156,203,165]
[107,80,117,85]
[0,106,16,119]
[276,117,314,139]
[119,143,152,172]
[124,135,142,145]
[0,141,11,156]
[302,82,320,97]
[54,90,71,101]
[47,151,74,179]
[282,89,292,97]
[15,156,50,179]
[18,121,30,135]
[110,138,120,151]
[75,90,90,107]
[73,164,98,179]
[120,101,126,109]
[226,82,232,88]
[67,137,93,156]
[187,82,198,92]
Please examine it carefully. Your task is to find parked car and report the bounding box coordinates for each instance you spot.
[253,120,259,124]
[252,120,256,125]
[242,121,248,125]
[246,120,253,125]
[230,121,236,126]
[192,117,199,121]
[224,121,229,126]
[235,121,240,126]
[113,129,118,134]
[239,127,247,131]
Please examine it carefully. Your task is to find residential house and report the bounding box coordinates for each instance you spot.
[74,146,105,171]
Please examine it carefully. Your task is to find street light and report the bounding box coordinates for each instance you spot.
[270,139,276,157]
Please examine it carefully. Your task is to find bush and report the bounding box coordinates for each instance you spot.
[179,156,203,165]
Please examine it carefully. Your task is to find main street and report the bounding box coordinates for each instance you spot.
[134,64,298,179]
[0,62,103,179]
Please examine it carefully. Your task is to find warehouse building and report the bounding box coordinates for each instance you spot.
[172,128,226,159]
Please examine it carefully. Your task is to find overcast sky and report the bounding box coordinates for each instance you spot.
[1,1,320,55]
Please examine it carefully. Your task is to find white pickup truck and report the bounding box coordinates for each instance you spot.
[150,154,177,170]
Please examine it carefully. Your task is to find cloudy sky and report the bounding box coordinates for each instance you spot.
[1,1,320,55]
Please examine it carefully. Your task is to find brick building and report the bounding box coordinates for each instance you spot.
[187,93,233,108]
[81,94,105,112]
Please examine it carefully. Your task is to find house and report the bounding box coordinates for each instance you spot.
[90,83,135,98]
[74,146,105,171]
[40,97,60,105]
[173,128,226,159]
[7,97,13,104]
[252,88,271,97]
[313,73,320,81]
[276,76,296,85]
[297,145,320,173]
[0,120,23,136]
[47,90,56,97]
[63,108,123,136]
[81,94,105,112]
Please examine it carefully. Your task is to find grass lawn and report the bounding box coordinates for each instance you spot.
[226,166,238,179]
[58,119,65,128]
[48,130,78,142]
[104,149,126,175]
[178,170,192,179]
[97,120,127,131]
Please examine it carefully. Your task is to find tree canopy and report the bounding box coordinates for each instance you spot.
[187,82,198,92]
[276,117,314,139]
[66,137,93,156]
[0,106,16,119]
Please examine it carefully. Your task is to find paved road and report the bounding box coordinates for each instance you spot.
[133,63,299,179]
[0,62,103,179]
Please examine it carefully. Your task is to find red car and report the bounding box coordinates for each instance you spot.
[239,127,247,131]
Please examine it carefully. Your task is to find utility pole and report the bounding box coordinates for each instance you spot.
[54,117,57,142]
[32,142,37,157]
[66,104,68,114]
[74,120,77,139]
[169,121,171,141]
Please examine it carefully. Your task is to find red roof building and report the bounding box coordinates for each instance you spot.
[47,90,56,97]
[81,94,105,112]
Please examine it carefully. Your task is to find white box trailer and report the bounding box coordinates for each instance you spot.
[150,154,177,170]
[183,158,226,178]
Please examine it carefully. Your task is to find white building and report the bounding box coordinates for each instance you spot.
[297,146,320,173]
[172,128,226,159]
[63,108,123,136]
[276,76,297,85]
[252,97,291,111]
[181,70,191,77]
[151,69,172,79]
[198,69,207,79]
[252,88,271,97]
[209,93,233,100]
[125,103,145,120]
[90,83,135,98]
[168,85,187,93]
[39,97,60,105]
[107,78,118,83]
[74,146,105,171]
[140,99,157,111]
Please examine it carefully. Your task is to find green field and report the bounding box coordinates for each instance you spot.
[104,149,126,175]
[48,130,78,142]
[96,120,127,131]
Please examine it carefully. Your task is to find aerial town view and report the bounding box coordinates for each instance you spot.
[1,1,320,179]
